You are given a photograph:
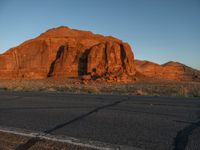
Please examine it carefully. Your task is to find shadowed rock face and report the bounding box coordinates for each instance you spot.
[0,26,136,80]
[135,60,200,82]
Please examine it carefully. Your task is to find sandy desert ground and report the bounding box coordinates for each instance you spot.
[0,79,199,97]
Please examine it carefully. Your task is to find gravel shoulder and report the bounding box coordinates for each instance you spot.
[0,131,100,150]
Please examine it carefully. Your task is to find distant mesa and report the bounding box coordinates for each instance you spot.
[0,26,199,83]
[135,60,200,82]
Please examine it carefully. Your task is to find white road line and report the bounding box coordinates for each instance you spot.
[0,126,140,150]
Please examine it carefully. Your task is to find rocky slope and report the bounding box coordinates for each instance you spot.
[0,26,136,82]
[135,60,200,82]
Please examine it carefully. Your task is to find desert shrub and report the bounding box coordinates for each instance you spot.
[135,89,148,96]
[190,84,200,97]
[176,86,189,97]
[81,85,101,94]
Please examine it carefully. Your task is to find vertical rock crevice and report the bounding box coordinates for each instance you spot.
[47,45,65,77]
[78,49,91,76]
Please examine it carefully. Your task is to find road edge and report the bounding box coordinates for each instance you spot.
[0,126,141,150]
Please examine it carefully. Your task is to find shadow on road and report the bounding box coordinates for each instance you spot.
[173,109,200,150]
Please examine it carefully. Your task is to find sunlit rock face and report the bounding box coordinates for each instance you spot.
[0,26,136,81]
[135,60,200,82]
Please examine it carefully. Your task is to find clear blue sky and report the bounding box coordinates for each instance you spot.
[0,0,200,69]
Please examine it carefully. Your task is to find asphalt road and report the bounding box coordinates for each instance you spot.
[0,91,200,150]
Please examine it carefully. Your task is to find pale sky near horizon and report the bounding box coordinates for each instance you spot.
[0,0,200,69]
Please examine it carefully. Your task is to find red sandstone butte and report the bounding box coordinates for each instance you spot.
[0,26,136,81]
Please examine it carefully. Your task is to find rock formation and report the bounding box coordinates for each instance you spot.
[135,60,200,82]
[0,26,136,81]
[0,26,199,83]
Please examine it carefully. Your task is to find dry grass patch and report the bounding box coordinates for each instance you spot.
[0,79,200,97]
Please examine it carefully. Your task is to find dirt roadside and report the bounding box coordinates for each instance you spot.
[0,131,99,150]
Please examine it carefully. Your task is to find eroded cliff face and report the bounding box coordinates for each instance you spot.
[135,60,200,82]
[0,26,136,81]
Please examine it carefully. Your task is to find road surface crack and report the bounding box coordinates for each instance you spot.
[15,98,128,150]
[44,98,128,134]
